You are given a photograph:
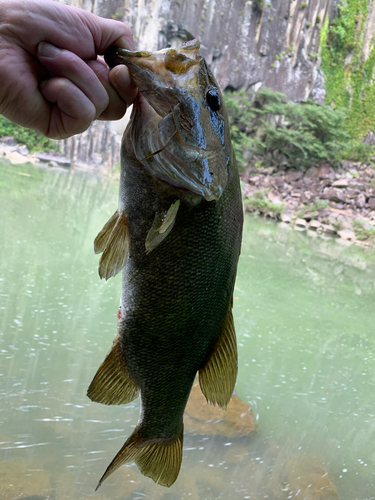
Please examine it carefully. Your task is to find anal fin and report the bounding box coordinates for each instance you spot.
[94,210,129,280]
[198,306,238,409]
[96,425,183,489]
[87,337,139,405]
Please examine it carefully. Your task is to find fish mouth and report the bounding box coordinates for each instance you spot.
[105,41,228,202]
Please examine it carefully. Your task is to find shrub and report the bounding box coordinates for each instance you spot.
[352,219,375,241]
[244,190,285,217]
[224,87,350,170]
[0,115,58,153]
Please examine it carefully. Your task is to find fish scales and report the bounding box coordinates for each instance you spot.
[88,39,243,489]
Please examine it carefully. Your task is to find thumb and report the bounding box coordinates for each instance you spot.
[109,65,138,107]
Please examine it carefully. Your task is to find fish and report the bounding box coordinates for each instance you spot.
[87,39,243,489]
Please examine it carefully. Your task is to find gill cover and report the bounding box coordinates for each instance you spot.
[105,40,231,201]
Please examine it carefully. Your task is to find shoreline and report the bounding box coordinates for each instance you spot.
[241,160,375,249]
[2,139,375,249]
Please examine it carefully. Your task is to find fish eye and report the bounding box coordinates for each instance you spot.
[206,90,221,112]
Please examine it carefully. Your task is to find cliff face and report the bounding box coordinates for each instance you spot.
[66,0,337,102]
[59,0,375,168]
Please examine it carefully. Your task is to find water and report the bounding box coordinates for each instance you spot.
[0,159,374,499]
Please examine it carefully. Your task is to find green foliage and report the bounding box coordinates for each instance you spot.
[342,141,375,164]
[297,199,328,218]
[0,115,57,153]
[225,88,350,170]
[353,219,375,241]
[244,190,285,217]
[320,0,375,140]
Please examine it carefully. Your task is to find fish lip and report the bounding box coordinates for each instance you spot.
[104,47,154,68]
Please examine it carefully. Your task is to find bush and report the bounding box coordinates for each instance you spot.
[352,219,375,241]
[225,88,351,170]
[0,115,58,153]
[244,190,285,217]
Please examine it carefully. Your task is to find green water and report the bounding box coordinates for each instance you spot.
[0,160,374,499]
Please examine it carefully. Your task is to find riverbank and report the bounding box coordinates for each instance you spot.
[2,136,375,249]
[241,160,375,248]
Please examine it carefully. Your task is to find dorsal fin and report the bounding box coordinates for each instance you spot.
[198,306,238,409]
[87,337,139,405]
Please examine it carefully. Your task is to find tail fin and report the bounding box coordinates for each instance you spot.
[96,425,183,489]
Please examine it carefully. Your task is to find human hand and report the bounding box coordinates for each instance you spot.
[0,0,138,139]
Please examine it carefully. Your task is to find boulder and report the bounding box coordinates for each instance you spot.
[269,453,339,500]
[285,170,303,183]
[317,163,335,179]
[304,166,318,178]
[184,381,258,437]
[356,192,366,208]
[35,151,71,167]
[332,178,349,188]
[322,189,347,203]
[337,229,356,240]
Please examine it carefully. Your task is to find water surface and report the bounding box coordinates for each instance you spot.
[0,160,374,499]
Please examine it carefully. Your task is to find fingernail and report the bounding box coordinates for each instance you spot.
[114,66,131,87]
[38,42,61,58]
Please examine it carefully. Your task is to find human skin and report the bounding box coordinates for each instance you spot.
[0,0,138,139]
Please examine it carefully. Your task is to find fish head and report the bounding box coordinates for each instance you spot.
[105,40,231,201]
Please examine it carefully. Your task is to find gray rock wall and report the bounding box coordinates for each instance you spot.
[59,0,339,168]
[66,0,338,101]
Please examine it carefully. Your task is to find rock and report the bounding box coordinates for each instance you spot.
[356,192,366,208]
[368,197,375,210]
[249,175,261,184]
[18,144,30,156]
[0,136,16,146]
[35,151,71,167]
[302,211,318,220]
[304,166,318,178]
[363,130,375,146]
[322,188,347,203]
[332,178,349,188]
[337,229,356,240]
[285,170,303,183]
[291,191,301,198]
[184,381,258,437]
[269,453,339,500]
[321,223,336,235]
[280,213,291,223]
[317,163,335,179]
[295,218,307,228]
[308,220,321,231]
[0,458,51,499]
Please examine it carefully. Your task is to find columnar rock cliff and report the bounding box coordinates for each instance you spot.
[60,0,375,168]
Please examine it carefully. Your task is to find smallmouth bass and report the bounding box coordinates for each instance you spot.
[87,39,243,488]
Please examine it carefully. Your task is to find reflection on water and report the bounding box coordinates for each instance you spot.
[1,160,374,499]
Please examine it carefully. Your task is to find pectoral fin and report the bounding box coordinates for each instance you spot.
[87,337,139,405]
[145,200,180,254]
[198,306,238,409]
[94,210,129,280]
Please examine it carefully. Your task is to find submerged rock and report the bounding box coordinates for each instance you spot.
[184,381,258,437]
[269,453,339,500]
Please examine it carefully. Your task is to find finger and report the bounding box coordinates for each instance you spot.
[86,59,127,121]
[109,65,138,108]
[40,77,96,139]
[37,42,109,119]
